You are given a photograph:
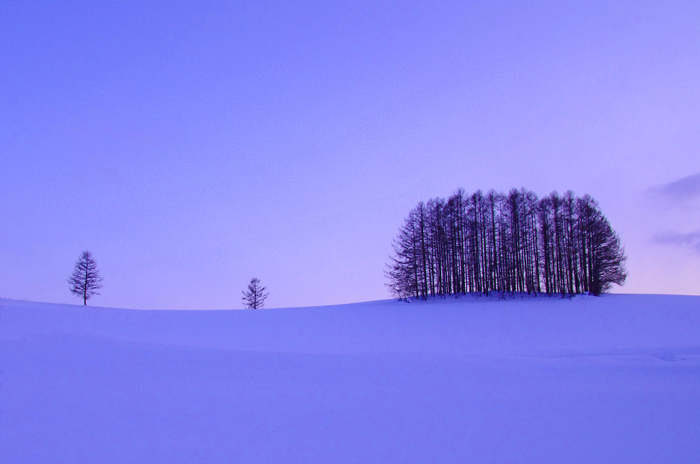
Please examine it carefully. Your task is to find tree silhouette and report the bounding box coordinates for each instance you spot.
[242,277,269,309]
[68,250,104,305]
[387,188,627,298]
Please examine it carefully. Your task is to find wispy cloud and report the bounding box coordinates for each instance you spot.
[652,172,700,201]
[652,230,700,254]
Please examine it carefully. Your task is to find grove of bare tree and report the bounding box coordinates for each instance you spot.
[386,189,627,299]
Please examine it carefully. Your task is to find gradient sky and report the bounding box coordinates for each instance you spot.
[1,1,699,309]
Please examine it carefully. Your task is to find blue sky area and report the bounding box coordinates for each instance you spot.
[1,1,699,308]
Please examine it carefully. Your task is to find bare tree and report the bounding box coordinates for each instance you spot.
[68,250,104,305]
[387,188,627,299]
[242,277,269,309]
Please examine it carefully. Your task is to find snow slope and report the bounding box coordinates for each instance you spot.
[1,294,699,463]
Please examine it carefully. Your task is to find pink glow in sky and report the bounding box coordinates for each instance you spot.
[1,1,699,308]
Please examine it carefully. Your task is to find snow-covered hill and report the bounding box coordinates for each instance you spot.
[1,294,699,463]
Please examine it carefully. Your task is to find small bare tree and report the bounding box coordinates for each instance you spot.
[68,250,104,305]
[242,277,269,309]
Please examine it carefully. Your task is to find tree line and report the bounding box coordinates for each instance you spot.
[386,188,627,299]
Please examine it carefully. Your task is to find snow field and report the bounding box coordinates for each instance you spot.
[1,294,699,463]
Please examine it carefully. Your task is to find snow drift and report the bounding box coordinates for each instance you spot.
[1,294,699,463]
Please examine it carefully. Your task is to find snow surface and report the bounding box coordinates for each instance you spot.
[1,294,699,463]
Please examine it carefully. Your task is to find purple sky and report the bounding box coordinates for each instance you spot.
[1,1,699,309]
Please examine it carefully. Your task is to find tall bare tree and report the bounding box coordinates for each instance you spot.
[68,250,103,305]
[387,188,626,299]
